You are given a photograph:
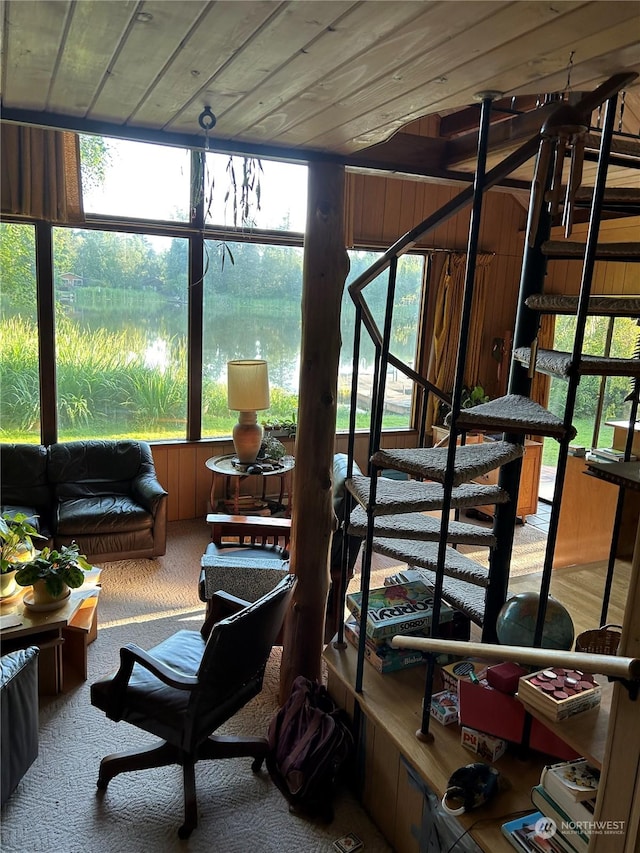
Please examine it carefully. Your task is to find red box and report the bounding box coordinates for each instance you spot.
[486,662,528,695]
[458,678,579,760]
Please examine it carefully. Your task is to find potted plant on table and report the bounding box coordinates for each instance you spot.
[15,542,91,608]
[0,512,43,599]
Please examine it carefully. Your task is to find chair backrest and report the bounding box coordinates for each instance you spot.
[187,573,297,744]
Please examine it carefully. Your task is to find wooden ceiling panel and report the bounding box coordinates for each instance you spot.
[91,0,214,124]
[0,0,637,179]
[219,0,430,142]
[165,1,357,135]
[47,0,137,117]
[299,1,626,152]
[3,0,71,110]
[260,0,512,149]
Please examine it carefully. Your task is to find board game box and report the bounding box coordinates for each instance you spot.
[346,580,453,641]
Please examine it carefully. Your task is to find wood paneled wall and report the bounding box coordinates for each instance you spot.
[346,171,528,399]
[545,216,640,296]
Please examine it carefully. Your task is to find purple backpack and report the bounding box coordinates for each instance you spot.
[267,675,354,821]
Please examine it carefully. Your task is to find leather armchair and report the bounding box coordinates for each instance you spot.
[48,440,167,562]
[91,573,297,838]
[1,647,39,806]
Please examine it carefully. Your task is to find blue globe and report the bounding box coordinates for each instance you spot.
[496,592,574,650]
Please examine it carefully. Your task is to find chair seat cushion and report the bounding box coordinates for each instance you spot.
[91,630,205,748]
[56,496,153,535]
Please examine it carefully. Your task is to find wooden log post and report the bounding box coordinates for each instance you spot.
[280,161,349,700]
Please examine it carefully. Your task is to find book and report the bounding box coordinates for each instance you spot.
[540,758,599,805]
[517,668,601,722]
[531,785,590,853]
[501,812,567,853]
[343,617,426,673]
[346,580,453,641]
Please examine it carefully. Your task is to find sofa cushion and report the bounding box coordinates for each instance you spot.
[48,440,145,489]
[56,496,153,535]
[0,444,52,531]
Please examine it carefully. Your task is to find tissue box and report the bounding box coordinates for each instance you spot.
[430,690,459,726]
[461,726,507,762]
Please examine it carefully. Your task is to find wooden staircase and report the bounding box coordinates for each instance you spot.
[338,71,640,734]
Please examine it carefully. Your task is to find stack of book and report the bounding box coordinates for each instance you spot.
[344,580,453,674]
[529,757,599,853]
[585,447,637,464]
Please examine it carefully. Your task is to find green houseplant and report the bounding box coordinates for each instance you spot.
[0,512,43,598]
[15,542,91,606]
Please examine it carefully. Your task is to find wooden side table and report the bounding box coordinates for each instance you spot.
[0,571,101,695]
[205,454,295,516]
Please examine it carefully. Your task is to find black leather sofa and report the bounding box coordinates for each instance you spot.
[0,440,168,563]
[1,647,39,806]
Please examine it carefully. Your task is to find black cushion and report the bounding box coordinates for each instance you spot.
[56,496,153,535]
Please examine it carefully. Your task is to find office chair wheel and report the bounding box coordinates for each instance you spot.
[251,756,265,773]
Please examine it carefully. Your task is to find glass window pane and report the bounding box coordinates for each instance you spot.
[53,228,188,441]
[0,222,40,442]
[202,241,303,438]
[545,314,637,468]
[339,251,425,430]
[204,154,307,232]
[80,136,191,222]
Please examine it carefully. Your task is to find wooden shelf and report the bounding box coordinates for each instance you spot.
[323,640,547,853]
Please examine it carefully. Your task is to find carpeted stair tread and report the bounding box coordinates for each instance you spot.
[514,346,640,378]
[541,240,640,261]
[348,505,496,546]
[346,475,509,516]
[525,293,640,317]
[372,537,490,587]
[574,186,640,214]
[451,394,575,440]
[371,441,523,487]
[385,567,486,626]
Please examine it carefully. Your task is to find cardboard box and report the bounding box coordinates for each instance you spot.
[461,726,507,762]
[430,690,458,726]
[458,678,580,760]
[440,658,488,693]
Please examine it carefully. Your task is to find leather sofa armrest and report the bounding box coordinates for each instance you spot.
[131,474,168,515]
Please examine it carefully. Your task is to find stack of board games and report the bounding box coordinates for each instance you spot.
[344,580,453,674]
[517,667,601,722]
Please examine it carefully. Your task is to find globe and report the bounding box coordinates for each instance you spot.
[496,592,574,650]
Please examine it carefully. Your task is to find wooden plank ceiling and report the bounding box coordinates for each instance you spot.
[1,0,639,185]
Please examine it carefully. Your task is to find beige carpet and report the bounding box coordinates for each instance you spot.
[1,518,391,853]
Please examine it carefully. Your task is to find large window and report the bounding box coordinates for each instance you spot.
[53,228,188,441]
[1,133,426,444]
[0,222,40,441]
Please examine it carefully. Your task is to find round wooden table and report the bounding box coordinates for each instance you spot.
[205,454,295,515]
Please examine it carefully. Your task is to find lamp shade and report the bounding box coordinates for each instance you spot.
[227,360,270,411]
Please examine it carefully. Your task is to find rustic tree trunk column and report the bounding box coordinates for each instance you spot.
[280,161,349,700]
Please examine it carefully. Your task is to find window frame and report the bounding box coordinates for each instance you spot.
[1,137,427,445]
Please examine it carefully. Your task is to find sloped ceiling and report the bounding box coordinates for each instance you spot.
[1,0,639,185]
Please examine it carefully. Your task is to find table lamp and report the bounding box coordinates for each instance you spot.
[227,359,270,464]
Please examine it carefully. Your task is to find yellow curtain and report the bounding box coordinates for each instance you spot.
[426,252,492,428]
[1,124,84,222]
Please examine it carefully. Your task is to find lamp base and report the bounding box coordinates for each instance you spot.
[232,412,263,464]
